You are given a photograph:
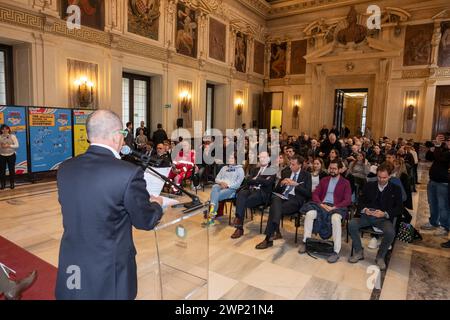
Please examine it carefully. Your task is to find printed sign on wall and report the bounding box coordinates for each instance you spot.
[29,108,73,172]
[0,106,28,174]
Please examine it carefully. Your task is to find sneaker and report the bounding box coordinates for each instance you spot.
[375,258,386,271]
[434,227,449,237]
[420,222,438,231]
[327,253,339,264]
[368,237,380,249]
[298,241,306,254]
[348,250,364,263]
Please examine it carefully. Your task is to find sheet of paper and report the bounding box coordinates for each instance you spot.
[272,192,288,200]
[160,196,180,209]
[143,167,171,196]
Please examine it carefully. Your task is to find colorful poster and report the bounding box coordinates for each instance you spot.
[73,109,94,156]
[0,106,28,174]
[29,108,73,172]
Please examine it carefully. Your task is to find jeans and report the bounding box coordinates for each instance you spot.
[348,214,395,259]
[209,184,236,211]
[427,180,450,231]
[0,154,16,186]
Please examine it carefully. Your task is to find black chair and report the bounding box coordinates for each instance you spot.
[350,216,398,256]
[220,197,236,226]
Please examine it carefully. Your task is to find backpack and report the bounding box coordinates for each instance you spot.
[396,222,422,243]
[305,238,334,259]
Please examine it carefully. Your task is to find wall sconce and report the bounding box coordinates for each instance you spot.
[179,90,192,113]
[235,97,243,116]
[74,76,94,108]
[293,95,301,118]
[404,93,418,121]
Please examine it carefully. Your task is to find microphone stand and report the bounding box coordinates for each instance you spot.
[138,154,205,214]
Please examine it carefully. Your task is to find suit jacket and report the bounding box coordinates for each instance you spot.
[308,146,320,158]
[242,165,277,202]
[124,128,134,148]
[312,175,352,209]
[357,181,403,221]
[274,169,312,202]
[152,129,168,145]
[55,146,163,300]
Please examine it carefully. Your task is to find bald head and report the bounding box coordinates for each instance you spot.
[86,110,124,152]
[86,110,122,141]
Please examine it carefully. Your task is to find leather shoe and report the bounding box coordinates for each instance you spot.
[2,270,38,300]
[441,240,450,248]
[233,217,242,227]
[270,231,283,241]
[231,228,243,239]
[255,239,273,250]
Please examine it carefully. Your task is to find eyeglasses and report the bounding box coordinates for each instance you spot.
[116,129,128,138]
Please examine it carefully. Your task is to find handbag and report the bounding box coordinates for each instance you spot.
[305,238,334,259]
[396,222,422,243]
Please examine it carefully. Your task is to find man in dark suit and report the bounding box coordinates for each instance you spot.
[256,155,312,249]
[307,139,320,158]
[152,123,168,146]
[319,133,342,158]
[124,121,134,148]
[231,152,276,239]
[151,143,172,167]
[55,110,164,300]
[348,163,403,270]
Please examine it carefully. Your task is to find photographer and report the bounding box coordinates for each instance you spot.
[421,134,450,238]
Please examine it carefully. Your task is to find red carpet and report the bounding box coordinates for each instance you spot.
[0,236,57,300]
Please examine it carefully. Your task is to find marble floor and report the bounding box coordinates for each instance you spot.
[0,163,449,300]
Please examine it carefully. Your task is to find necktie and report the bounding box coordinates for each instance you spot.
[255,166,266,179]
[283,173,298,197]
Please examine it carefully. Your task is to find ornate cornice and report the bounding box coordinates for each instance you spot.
[0,3,263,85]
[401,69,430,79]
[235,0,271,19]
[430,67,450,78]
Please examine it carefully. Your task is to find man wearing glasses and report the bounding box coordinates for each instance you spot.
[55,110,164,300]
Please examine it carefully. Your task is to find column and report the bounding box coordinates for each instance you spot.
[165,0,177,51]
[430,21,442,67]
[421,79,437,141]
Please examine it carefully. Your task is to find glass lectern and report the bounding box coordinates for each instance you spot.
[150,202,209,300]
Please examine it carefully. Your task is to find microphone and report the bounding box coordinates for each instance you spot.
[121,145,162,166]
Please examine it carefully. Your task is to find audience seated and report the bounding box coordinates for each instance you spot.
[255,155,312,249]
[168,141,196,194]
[348,163,403,270]
[231,152,276,239]
[205,153,245,226]
[298,160,352,264]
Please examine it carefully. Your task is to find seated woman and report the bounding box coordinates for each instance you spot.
[368,145,385,166]
[168,141,196,194]
[324,148,340,169]
[205,153,245,226]
[348,152,370,192]
[310,158,328,192]
[135,129,148,152]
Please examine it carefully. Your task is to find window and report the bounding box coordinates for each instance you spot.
[361,94,368,134]
[122,73,151,134]
[0,45,13,105]
[206,84,215,132]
